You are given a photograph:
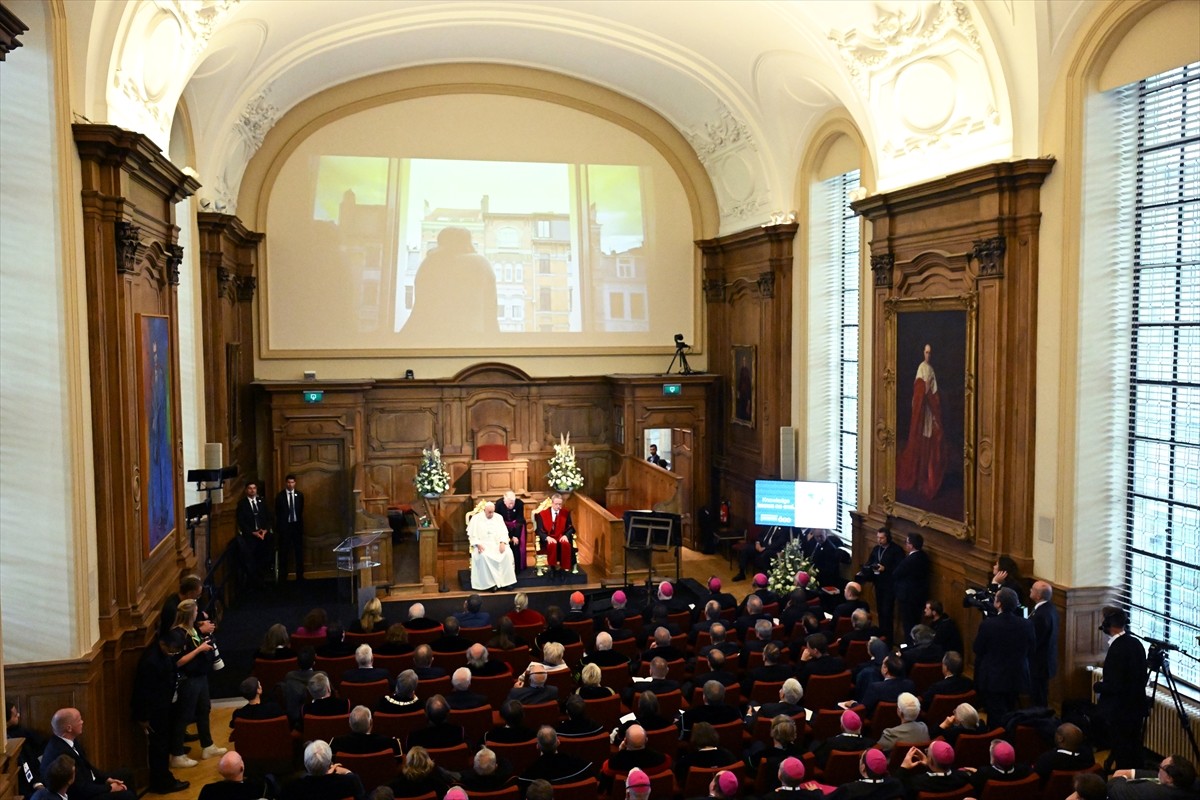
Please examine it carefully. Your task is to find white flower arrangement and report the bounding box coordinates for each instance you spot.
[766,538,816,596]
[414,445,452,497]
[546,433,584,492]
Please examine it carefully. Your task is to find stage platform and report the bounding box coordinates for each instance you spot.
[456,566,589,591]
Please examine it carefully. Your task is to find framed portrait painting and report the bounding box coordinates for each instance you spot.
[732,344,756,427]
[139,314,176,556]
[885,294,976,538]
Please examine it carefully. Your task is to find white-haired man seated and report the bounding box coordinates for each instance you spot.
[469,501,516,591]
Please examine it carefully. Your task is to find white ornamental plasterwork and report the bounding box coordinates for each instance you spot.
[881,102,1000,158]
[234,87,280,153]
[683,103,756,167]
[828,0,981,94]
[156,0,241,58]
[113,67,170,133]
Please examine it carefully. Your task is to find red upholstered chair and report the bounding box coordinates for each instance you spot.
[909,662,944,695]
[460,626,494,645]
[314,655,356,688]
[954,727,1005,769]
[667,611,692,632]
[476,444,509,462]
[252,656,298,700]
[634,689,682,718]
[557,732,611,770]
[804,671,852,712]
[1041,765,1101,800]
[465,787,519,800]
[415,675,452,702]
[404,626,444,647]
[612,638,639,660]
[372,710,425,744]
[924,691,976,726]
[682,763,745,800]
[374,652,414,678]
[563,619,594,641]
[979,774,1041,800]
[710,719,745,753]
[598,663,633,694]
[231,715,294,777]
[471,668,515,708]
[301,713,350,743]
[808,709,843,742]
[491,646,532,677]
[448,705,493,746]
[1012,724,1052,766]
[290,632,327,651]
[644,724,681,761]
[868,701,900,737]
[833,616,854,638]
[341,680,390,709]
[917,787,974,800]
[521,700,562,730]
[582,694,622,729]
[637,659,686,683]
[842,639,871,668]
[334,750,399,792]
[549,777,599,797]
[563,641,586,665]
[544,668,576,698]
[749,681,786,705]
[485,739,539,775]
[818,749,869,786]
[424,743,471,771]
[512,623,543,643]
[345,630,387,647]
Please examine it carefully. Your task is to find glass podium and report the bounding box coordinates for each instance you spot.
[334,530,387,609]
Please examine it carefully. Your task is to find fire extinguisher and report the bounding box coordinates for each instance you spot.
[719,499,731,525]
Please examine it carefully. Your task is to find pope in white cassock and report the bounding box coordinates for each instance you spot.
[469,501,516,591]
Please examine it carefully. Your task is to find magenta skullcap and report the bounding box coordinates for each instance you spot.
[708,577,722,592]
[795,571,811,587]
[753,572,768,587]
[863,748,888,775]
[930,741,955,766]
[659,581,674,598]
[716,771,739,795]
[570,591,585,606]
[991,740,1015,768]
[626,769,651,788]
[780,757,805,781]
[612,590,627,605]
[444,789,468,800]
[840,709,862,732]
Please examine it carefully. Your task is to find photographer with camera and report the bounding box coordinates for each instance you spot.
[972,587,1034,725]
[1094,606,1148,771]
[168,599,226,770]
[856,529,903,641]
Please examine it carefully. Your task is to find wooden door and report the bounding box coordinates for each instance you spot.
[672,428,695,548]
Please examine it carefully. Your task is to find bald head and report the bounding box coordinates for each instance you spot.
[596,632,613,651]
[527,664,547,686]
[409,603,425,620]
[218,752,245,782]
[625,724,647,750]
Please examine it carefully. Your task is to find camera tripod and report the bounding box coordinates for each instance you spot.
[1144,640,1200,764]
[664,341,695,375]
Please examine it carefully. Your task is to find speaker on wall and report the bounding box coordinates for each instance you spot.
[779,427,797,481]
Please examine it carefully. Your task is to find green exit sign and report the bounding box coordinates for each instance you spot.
[302,390,324,403]
[662,383,682,396]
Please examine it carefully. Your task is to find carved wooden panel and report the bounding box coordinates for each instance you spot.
[368,407,440,453]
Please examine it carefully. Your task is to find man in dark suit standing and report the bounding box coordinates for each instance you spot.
[972,587,1035,724]
[1094,607,1149,771]
[857,529,903,643]
[274,474,304,582]
[496,491,527,574]
[892,533,931,639]
[42,708,136,800]
[235,482,272,584]
[1028,580,1058,708]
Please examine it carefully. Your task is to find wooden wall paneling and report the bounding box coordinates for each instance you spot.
[63,124,199,772]
[698,223,797,530]
[196,212,263,561]
[853,160,1053,578]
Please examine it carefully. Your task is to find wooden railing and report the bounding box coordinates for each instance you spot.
[572,492,624,579]
[605,456,682,515]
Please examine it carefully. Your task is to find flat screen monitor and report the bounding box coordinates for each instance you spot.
[754,480,838,529]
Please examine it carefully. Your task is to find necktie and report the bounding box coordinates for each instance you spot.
[288,492,295,522]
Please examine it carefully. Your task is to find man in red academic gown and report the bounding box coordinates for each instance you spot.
[535,493,575,578]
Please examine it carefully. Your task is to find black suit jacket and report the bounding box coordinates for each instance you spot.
[235,495,270,535]
[1096,633,1148,725]
[1030,601,1059,679]
[41,737,114,800]
[275,489,304,529]
[973,611,1035,694]
[862,542,903,588]
[892,550,930,607]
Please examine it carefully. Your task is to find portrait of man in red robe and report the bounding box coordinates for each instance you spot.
[894,310,966,521]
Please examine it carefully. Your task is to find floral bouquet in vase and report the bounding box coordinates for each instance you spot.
[546,433,584,493]
[766,538,816,597]
[414,444,452,497]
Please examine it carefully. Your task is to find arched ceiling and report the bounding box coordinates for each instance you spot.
[88,0,1094,234]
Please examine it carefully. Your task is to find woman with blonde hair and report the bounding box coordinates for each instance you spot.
[388,746,448,798]
[169,599,226,768]
[538,641,569,672]
[350,597,388,634]
[575,662,615,699]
